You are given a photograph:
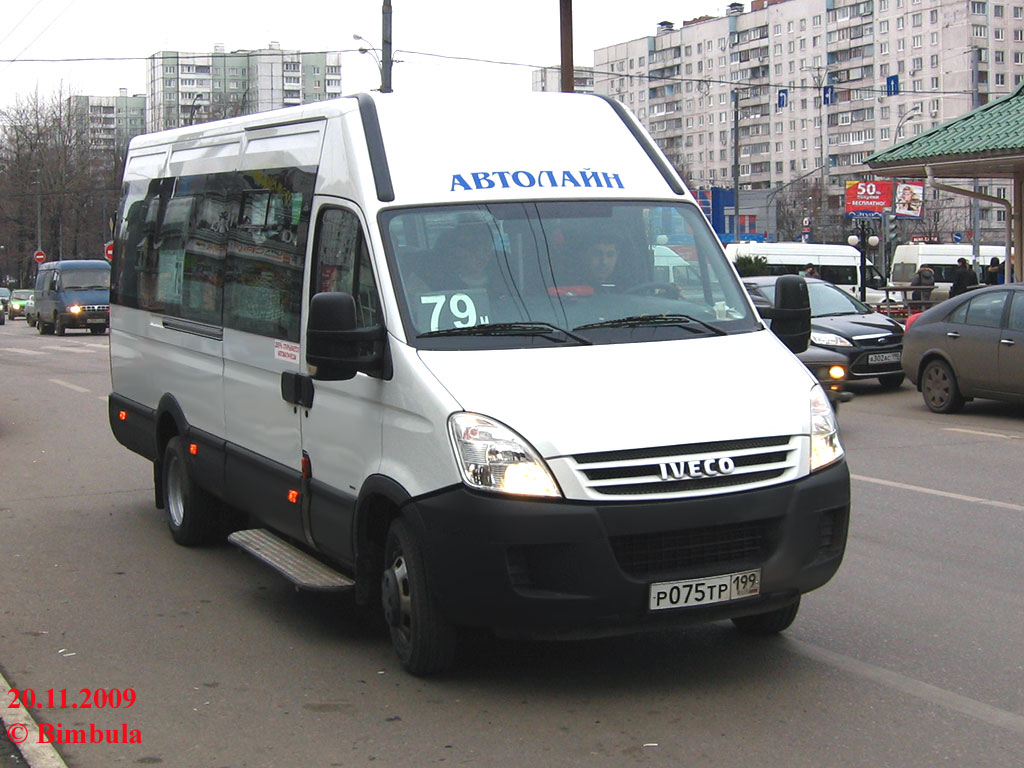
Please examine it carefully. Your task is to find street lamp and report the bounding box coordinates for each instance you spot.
[893,105,923,145]
[353,32,393,93]
[848,228,880,302]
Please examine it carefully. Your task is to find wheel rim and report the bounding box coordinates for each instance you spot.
[384,552,413,646]
[166,454,185,527]
[923,364,950,409]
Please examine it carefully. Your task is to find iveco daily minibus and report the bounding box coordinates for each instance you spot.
[107,92,849,675]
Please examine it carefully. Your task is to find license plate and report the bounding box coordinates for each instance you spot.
[649,569,760,611]
[87,318,106,324]
[868,351,901,364]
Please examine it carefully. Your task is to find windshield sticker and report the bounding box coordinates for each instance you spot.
[451,170,624,192]
[416,291,491,332]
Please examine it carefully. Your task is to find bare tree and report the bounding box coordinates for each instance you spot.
[0,86,122,286]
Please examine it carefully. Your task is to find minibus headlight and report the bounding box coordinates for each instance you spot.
[810,331,852,347]
[448,413,560,498]
[810,384,843,472]
[68,304,82,314]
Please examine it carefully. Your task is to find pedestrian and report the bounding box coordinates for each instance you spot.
[801,263,817,278]
[985,256,1002,286]
[949,257,979,298]
[909,263,935,304]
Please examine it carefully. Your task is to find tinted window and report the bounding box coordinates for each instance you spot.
[961,291,1007,328]
[314,208,381,329]
[1008,292,1024,332]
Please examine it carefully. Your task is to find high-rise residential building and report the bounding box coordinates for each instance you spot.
[532,66,596,93]
[147,42,343,132]
[593,0,1013,244]
[68,89,147,153]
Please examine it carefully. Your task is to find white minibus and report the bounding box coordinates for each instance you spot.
[107,92,849,675]
[726,241,890,303]
[890,243,1008,302]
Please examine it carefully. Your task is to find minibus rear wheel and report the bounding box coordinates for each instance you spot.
[382,518,457,675]
[731,596,800,635]
[162,436,219,546]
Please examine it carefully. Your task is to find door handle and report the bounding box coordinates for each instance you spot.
[281,371,315,409]
[945,332,960,338]
[999,339,1015,346]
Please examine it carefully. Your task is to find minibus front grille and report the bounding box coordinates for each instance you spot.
[560,435,800,499]
[609,519,777,578]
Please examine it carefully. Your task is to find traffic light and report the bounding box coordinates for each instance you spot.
[886,213,900,243]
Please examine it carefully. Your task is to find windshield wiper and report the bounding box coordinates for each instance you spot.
[419,321,592,345]
[574,313,727,336]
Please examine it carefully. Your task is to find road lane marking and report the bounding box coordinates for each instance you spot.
[943,427,1022,440]
[852,474,1024,513]
[1,348,45,355]
[790,639,1024,737]
[40,345,92,354]
[48,378,90,393]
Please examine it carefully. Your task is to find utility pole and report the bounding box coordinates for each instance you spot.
[971,47,981,270]
[381,1,393,92]
[559,0,574,92]
[733,89,740,242]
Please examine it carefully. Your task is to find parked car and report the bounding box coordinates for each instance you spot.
[744,276,905,389]
[7,289,33,320]
[24,294,37,326]
[0,287,9,324]
[902,284,1024,413]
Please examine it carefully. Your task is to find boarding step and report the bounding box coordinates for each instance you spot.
[228,528,355,591]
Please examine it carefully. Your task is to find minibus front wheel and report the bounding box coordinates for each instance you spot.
[162,436,219,546]
[382,517,457,675]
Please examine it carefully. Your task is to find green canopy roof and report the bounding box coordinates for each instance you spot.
[866,80,1024,179]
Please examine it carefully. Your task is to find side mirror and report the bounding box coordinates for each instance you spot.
[306,292,389,381]
[758,275,811,354]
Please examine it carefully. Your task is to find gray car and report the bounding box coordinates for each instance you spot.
[902,284,1024,413]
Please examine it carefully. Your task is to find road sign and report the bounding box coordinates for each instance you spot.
[33,250,45,263]
[953,232,963,243]
[104,241,114,260]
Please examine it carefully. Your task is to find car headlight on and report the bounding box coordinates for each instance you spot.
[827,364,846,380]
[448,413,560,498]
[810,384,844,472]
[68,304,82,314]
[810,331,852,347]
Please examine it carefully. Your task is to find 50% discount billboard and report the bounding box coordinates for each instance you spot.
[845,180,893,219]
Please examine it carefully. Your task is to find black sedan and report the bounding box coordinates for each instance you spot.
[902,284,1024,413]
[744,276,905,389]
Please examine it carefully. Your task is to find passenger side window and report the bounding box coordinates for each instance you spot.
[963,291,1007,328]
[1008,292,1024,332]
[314,208,381,328]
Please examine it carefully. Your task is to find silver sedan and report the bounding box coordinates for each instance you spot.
[902,284,1024,412]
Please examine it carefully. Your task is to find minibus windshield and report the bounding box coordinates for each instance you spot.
[60,268,111,291]
[382,201,759,349]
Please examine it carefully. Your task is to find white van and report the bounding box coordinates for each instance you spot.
[890,243,1007,302]
[726,241,890,304]
[107,92,849,675]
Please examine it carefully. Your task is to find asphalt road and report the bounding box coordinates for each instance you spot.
[2,317,1023,767]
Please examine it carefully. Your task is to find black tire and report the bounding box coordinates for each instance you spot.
[162,436,221,546]
[381,518,458,675]
[26,313,36,327]
[55,315,66,335]
[732,597,801,635]
[878,372,905,389]
[921,359,965,414]
[37,316,49,334]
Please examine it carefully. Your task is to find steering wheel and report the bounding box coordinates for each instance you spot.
[624,281,684,297]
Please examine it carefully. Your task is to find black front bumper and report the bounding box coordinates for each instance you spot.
[405,459,850,638]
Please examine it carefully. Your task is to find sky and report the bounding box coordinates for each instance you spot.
[0,0,727,109]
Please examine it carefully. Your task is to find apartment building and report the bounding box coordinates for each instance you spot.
[147,42,343,132]
[68,90,147,153]
[593,0,1016,243]
[532,66,596,93]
